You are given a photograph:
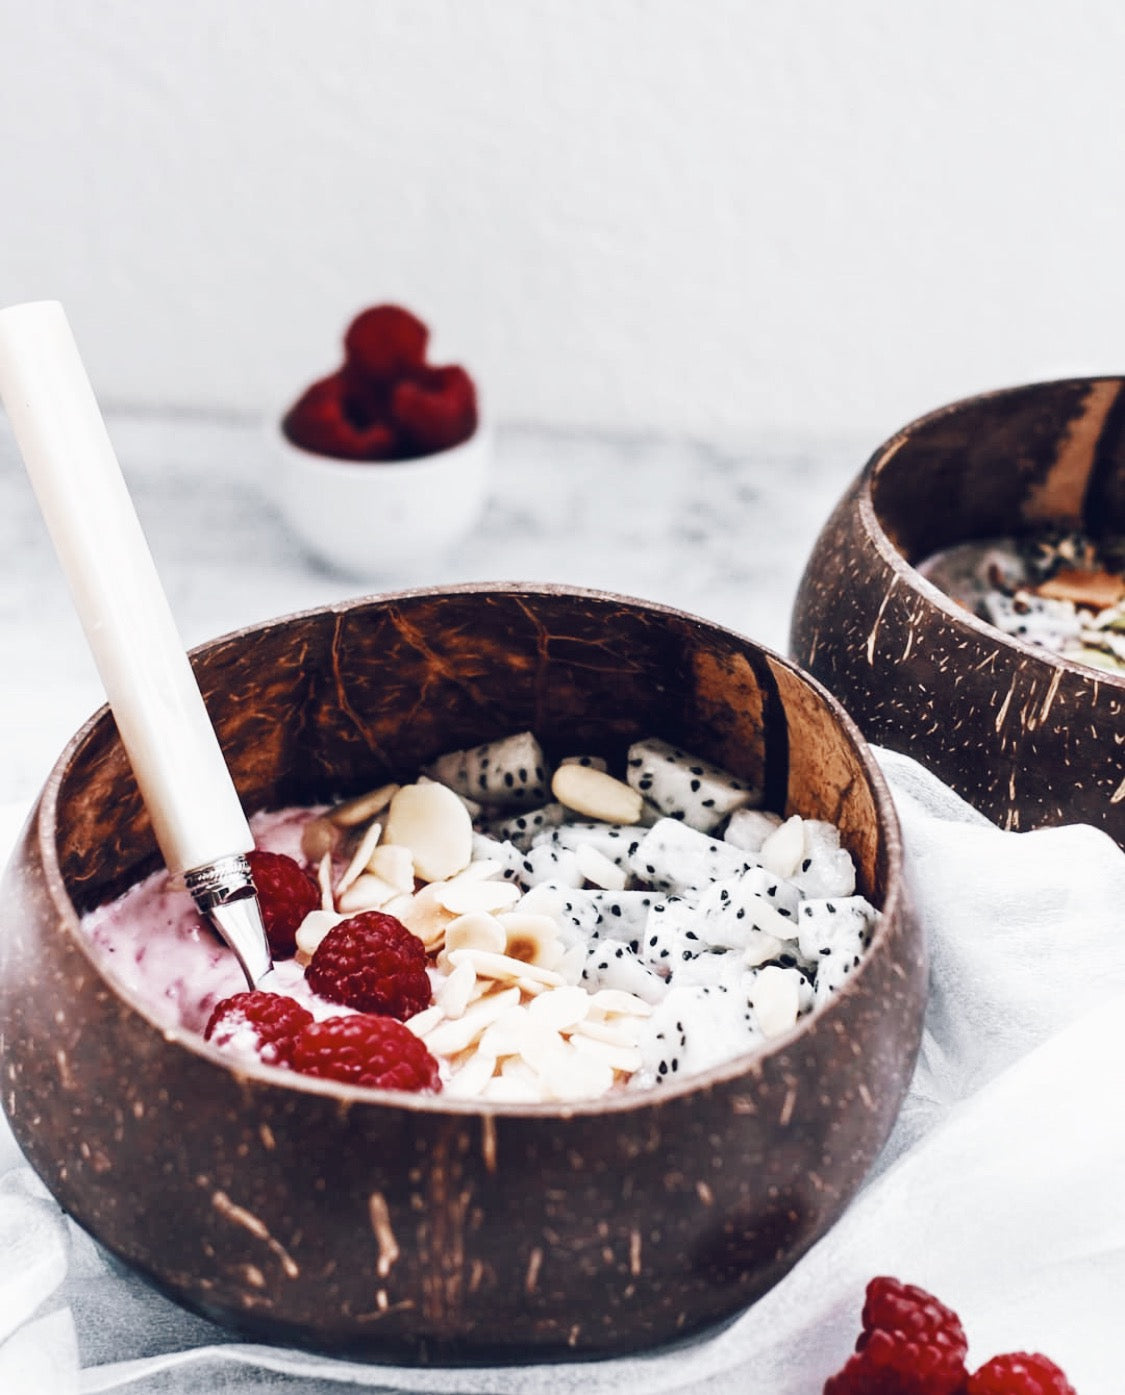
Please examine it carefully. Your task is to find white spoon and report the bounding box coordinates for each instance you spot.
[0,300,273,987]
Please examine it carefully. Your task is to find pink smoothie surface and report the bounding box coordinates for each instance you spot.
[80,807,344,1035]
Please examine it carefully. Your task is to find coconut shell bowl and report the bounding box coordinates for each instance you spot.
[792,377,1125,840]
[0,584,922,1363]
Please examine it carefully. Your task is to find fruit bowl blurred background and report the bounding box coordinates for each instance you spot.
[275,304,489,575]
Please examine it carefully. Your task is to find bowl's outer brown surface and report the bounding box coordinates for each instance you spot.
[0,585,922,1362]
[792,377,1125,838]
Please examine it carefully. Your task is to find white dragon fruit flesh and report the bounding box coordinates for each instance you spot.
[787,820,858,899]
[636,982,763,1083]
[724,807,783,854]
[625,737,760,833]
[629,818,753,894]
[426,731,549,809]
[582,940,667,1004]
[490,802,567,850]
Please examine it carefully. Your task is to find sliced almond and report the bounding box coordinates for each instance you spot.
[300,816,341,863]
[495,912,564,970]
[384,782,473,883]
[394,883,456,951]
[434,877,521,917]
[571,1016,641,1049]
[418,774,483,819]
[550,764,643,825]
[446,947,564,987]
[444,912,506,956]
[422,986,521,1056]
[366,843,414,894]
[328,783,399,828]
[526,985,592,1031]
[316,852,335,912]
[569,1032,642,1075]
[742,930,786,968]
[481,1074,542,1103]
[336,821,383,898]
[759,815,805,880]
[337,872,400,914]
[435,959,477,1018]
[589,988,654,1019]
[294,908,347,959]
[574,842,627,892]
[444,1050,498,1099]
[750,965,801,1039]
[403,1004,445,1037]
[478,1005,537,1058]
[538,1045,615,1101]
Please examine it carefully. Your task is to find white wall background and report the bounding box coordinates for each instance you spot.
[2,0,1124,439]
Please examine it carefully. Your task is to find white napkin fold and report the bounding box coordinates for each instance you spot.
[1,751,1122,1395]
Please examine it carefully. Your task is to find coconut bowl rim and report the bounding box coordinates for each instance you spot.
[33,580,909,1119]
[856,374,1125,691]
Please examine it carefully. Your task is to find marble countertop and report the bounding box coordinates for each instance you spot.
[0,412,868,809]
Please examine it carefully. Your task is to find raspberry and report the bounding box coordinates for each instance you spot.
[825,1329,966,1395]
[306,911,431,1019]
[861,1277,968,1360]
[247,849,320,957]
[289,1014,441,1092]
[824,1277,968,1395]
[967,1353,1076,1395]
[390,364,478,455]
[343,304,429,383]
[283,371,399,461]
[204,991,313,1067]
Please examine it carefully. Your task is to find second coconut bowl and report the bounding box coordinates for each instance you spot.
[792,377,1125,841]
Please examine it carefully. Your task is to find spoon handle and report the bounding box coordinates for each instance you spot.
[0,300,271,985]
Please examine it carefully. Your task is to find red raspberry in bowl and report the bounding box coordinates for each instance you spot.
[246,849,319,958]
[344,304,429,383]
[306,911,431,1019]
[391,364,478,455]
[289,1014,441,1092]
[967,1353,1076,1395]
[283,371,399,461]
[204,991,313,1067]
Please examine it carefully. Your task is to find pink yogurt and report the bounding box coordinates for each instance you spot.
[80,807,346,1037]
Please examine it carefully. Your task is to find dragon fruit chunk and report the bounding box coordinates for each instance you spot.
[490,802,566,851]
[586,890,672,951]
[797,896,879,1003]
[516,843,585,890]
[625,737,760,833]
[516,882,600,947]
[629,818,753,895]
[724,808,783,854]
[582,941,668,1004]
[636,982,763,1083]
[540,821,646,870]
[639,898,702,974]
[691,872,800,950]
[470,832,525,882]
[425,731,549,809]
[787,820,857,899]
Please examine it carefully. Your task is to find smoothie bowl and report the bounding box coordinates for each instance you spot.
[792,377,1125,839]
[0,584,922,1361]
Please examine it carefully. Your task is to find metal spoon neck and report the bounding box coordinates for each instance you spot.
[185,854,273,988]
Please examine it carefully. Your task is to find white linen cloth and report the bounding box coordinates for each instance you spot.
[1,750,1122,1395]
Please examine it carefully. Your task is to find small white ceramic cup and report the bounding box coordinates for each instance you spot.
[274,421,490,578]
